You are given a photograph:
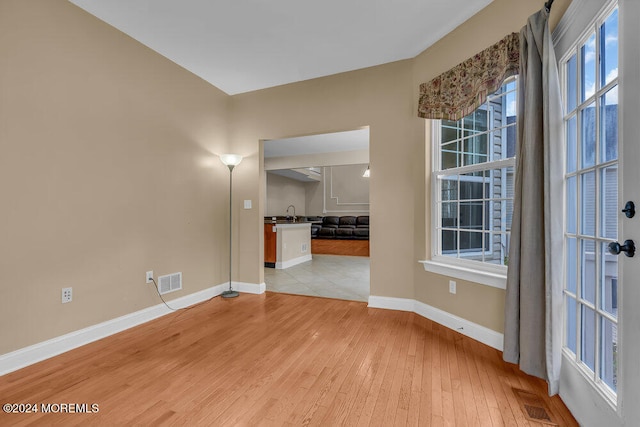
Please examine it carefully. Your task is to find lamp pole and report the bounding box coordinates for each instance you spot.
[219,154,242,298]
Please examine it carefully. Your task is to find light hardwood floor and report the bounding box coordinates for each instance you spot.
[0,293,577,426]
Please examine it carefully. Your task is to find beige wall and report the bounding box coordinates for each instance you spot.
[314,165,370,216]
[305,181,323,216]
[275,225,311,263]
[0,0,231,354]
[1,0,572,356]
[265,173,307,217]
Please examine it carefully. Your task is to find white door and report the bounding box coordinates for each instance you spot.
[618,0,640,423]
[557,0,640,425]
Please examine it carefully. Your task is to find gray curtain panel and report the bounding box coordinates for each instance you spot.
[503,8,564,396]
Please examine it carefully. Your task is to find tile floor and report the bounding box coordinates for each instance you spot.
[264,254,370,302]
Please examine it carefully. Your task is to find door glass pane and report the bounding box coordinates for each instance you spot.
[601,241,618,318]
[601,85,619,163]
[567,115,577,173]
[600,8,619,87]
[563,5,620,400]
[567,175,577,234]
[567,237,577,294]
[567,54,577,113]
[566,296,577,354]
[581,305,596,371]
[581,172,596,236]
[600,165,618,239]
[581,33,596,101]
[581,239,596,304]
[581,103,597,167]
[600,316,618,392]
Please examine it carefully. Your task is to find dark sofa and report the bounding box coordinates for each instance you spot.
[311,216,369,240]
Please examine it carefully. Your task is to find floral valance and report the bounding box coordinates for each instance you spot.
[417,32,520,121]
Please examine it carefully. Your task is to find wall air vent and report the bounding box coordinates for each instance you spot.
[158,272,182,295]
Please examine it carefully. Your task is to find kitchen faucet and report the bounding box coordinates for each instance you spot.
[286,205,296,222]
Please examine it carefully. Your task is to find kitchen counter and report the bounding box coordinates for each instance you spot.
[264,222,312,269]
[264,219,321,225]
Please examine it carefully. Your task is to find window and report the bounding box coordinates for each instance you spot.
[562,3,619,402]
[427,79,517,284]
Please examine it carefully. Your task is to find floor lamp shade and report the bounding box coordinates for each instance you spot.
[220,154,242,298]
[220,154,243,168]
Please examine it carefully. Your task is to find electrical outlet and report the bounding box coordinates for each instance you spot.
[449,280,456,295]
[62,287,72,303]
[301,243,308,252]
[146,271,153,284]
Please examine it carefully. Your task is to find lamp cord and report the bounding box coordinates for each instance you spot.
[149,277,180,311]
[149,277,217,313]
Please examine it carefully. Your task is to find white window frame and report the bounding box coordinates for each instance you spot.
[421,80,517,289]
[559,0,620,406]
[441,174,488,259]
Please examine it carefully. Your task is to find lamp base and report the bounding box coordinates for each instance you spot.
[221,290,239,298]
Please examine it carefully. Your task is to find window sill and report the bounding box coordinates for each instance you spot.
[419,259,507,289]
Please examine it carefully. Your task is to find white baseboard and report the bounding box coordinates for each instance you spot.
[0,281,264,376]
[368,296,504,351]
[368,296,415,312]
[276,254,312,269]
[235,281,266,294]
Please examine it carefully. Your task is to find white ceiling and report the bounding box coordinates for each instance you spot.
[268,168,323,183]
[68,0,493,95]
[264,129,369,158]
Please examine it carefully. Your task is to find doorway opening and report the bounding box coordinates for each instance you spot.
[262,128,370,301]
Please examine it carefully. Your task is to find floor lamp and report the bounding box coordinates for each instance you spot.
[220,154,243,298]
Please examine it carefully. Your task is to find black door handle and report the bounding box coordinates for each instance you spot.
[622,201,635,218]
[608,240,635,257]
